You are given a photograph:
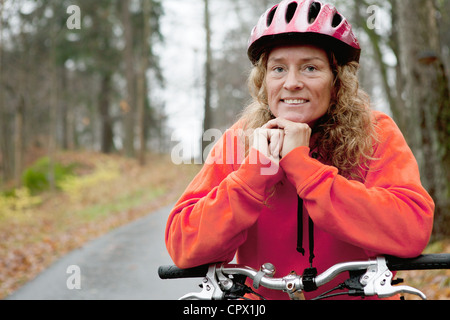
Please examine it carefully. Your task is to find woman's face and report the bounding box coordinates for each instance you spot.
[265,45,334,127]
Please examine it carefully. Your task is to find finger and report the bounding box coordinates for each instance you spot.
[268,129,284,158]
[264,118,298,131]
[263,119,281,129]
[280,124,312,157]
[252,128,270,156]
[252,129,281,165]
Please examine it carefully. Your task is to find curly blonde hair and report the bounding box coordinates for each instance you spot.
[239,49,377,181]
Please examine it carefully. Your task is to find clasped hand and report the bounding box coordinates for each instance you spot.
[252,118,312,163]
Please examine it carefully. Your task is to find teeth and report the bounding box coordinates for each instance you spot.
[284,99,307,104]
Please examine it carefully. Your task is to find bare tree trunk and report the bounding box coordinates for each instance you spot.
[389,0,407,133]
[48,38,58,191]
[356,3,400,123]
[59,67,69,150]
[13,97,24,187]
[122,0,136,157]
[99,73,114,153]
[395,0,450,238]
[0,0,7,184]
[137,0,151,166]
[66,107,75,151]
[353,0,406,133]
[202,0,213,156]
[136,71,145,164]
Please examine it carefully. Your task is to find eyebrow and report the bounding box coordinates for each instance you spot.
[268,56,327,64]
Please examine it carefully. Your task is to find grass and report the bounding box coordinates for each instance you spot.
[75,187,166,221]
[0,151,201,299]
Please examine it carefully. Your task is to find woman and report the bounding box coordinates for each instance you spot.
[165,0,434,300]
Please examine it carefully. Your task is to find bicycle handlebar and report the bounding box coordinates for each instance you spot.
[158,254,450,300]
[385,254,450,271]
[158,254,450,279]
[158,264,209,279]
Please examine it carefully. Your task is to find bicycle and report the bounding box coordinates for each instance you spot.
[158,254,450,300]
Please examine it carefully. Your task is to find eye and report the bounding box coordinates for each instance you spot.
[305,65,317,72]
[270,66,286,74]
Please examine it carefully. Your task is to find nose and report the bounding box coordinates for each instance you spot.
[283,70,304,91]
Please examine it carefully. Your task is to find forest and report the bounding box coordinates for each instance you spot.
[0,0,449,242]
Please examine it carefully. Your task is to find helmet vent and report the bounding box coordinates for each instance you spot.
[285,2,298,24]
[267,6,278,27]
[332,13,343,27]
[308,2,321,24]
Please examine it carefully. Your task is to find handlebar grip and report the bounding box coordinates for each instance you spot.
[386,254,450,271]
[158,264,209,279]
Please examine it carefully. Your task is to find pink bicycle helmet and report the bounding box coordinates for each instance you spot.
[248,0,361,65]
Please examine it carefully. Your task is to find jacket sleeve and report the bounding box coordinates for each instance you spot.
[279,113,434,258]
[165,128,284,268]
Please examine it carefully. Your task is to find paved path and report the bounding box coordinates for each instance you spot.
[6,205,200,300]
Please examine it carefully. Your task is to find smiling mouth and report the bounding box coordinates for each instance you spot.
[282,99,309,105]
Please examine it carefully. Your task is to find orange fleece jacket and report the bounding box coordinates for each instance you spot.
[165,111,434,300]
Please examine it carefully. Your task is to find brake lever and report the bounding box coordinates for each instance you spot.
[179,264,225,300]
[361,257,427,300]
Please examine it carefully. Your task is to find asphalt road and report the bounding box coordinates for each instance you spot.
[6,205,200,300]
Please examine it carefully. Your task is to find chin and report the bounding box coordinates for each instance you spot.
[281,114,311,124]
